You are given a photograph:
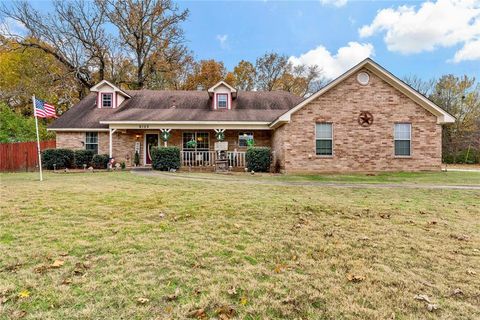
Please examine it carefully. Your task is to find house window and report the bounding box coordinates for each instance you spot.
[315,123,333,156]
[394,123,411,156]
[217,94,228,109]
[85,132,98,154]
[102,93,113,108]
[183,132,209,150]
[238,132,254,147]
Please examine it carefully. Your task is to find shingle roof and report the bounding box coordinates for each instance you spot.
[49,90,302,129]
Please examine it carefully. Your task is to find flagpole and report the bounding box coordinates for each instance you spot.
[32,95,43,181]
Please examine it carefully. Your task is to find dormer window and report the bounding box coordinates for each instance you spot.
[101,93,113,108]
[217,94,228,109]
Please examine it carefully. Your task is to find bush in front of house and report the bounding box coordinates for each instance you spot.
[41,148,75,169]
[74,150,95,168]
[246,147,271,172]
[92,154,109,169]
[443,148,479,164]
[151,146,181,171]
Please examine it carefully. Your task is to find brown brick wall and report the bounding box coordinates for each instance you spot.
[279,68,442,172]
[56,132,108,155]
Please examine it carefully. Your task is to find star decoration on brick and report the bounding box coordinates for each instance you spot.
[358,111,374,127]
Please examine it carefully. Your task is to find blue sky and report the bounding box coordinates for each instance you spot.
[5,0,480,81]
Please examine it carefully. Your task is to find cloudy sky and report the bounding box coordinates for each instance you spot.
[5,0,480,81]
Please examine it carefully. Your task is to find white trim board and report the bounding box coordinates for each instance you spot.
[270,58,455,128]
[47,128,110,132]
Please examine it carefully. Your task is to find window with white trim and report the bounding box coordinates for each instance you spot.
[85,132,98,154]
[102,93,113,108]
[394,123,411,156]
[315,123,333,156]
[238,132,254,147]
[217,94,228,109]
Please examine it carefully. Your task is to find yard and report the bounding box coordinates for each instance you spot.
[1,171,479,319]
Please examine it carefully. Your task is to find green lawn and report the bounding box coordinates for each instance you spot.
[1,172,479,319]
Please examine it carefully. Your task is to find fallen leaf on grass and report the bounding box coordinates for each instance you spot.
[61,278,72,285]
[450,234,470,241]
[51,260,64,268]
[240,296,248,306]
[215,305,235,319]
[466,269,476,275]
[347,274,365,283]
[427,303,439,312]
[227,286,237,296]
[379,213,391,219]
[414,294,432,303]
[274,264,286,273]
[18,290,30,299]
[450,288,463,296]
[187,308,206,318]
[165,288,180,301]
[137,297,149,304]
[34,265,49,274]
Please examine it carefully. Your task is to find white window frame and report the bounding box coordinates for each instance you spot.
[238,132,254,147]
[315,123,333,156]
[217,94,228,109]
[394,123,412,157]
[101,93,113,108]
[85,132,98,154]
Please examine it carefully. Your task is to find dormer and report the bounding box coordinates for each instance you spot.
[90,80,131,109]
[208,81,237,110]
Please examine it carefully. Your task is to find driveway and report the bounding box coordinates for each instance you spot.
[132,170,480,190]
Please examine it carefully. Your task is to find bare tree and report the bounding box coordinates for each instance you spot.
[1,0,111,94]
[403,74,436,97]
[98,0,188,89]
[255,52,289,91]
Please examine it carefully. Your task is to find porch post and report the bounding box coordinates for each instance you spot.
[109,128,117,158]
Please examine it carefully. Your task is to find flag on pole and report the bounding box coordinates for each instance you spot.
[34,98,57,118]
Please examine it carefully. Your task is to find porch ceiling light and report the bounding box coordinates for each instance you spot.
[197,136,203,142]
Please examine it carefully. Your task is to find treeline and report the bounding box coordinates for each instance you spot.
[403,75,480,164]
[0,0,478,164]
[0,0,324,116]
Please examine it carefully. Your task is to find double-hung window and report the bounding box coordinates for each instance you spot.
[394,123,411,156]
[315,123,333,156]
[238,132,254,147]
[217,94,228,109]
[85,132,98,154]
[102,93,113,108]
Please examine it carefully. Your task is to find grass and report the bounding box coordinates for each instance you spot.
[0,171,479,319]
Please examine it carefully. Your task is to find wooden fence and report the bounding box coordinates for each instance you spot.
[0,140,56,172]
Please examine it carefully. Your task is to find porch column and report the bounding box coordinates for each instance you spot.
[109,128,117,158]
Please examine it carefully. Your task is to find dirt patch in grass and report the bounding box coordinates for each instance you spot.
[0,172,479,319]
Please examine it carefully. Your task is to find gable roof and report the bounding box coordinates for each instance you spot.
[270,58,455,128]
[90,80,131,98]
[48,90,302,129]
[208,80,237,98]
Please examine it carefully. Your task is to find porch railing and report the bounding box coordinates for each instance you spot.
[181,150,246,167]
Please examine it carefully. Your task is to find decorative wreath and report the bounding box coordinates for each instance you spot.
[160,131,171,142]
[358,111,374,127]
[216,131,225,141]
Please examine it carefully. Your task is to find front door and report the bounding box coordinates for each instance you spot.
[145,133,159,165]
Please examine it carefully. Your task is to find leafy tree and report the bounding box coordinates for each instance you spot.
[0,38,78,115]
[0,103,54,143]
[255,52,289,91]
[232,60,255,91]
[184,59,226,90]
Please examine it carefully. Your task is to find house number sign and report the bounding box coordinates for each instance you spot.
[139,124,149,129]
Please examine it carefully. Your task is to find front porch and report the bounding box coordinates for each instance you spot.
[107,128,272,169]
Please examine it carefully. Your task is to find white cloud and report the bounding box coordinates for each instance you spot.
[320,0,347,7]
[0,17,28,37]
[216,34,228,49]
[452,39,480,62]
[289,42,374,79]
[359,0,480,62]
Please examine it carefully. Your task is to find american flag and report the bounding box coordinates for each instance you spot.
[35,98,57,118]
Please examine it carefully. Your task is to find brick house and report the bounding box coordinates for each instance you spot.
[49,58,455,172]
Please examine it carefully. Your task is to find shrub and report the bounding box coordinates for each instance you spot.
[151,146,180,171]
[41,148,74,169]
[443,148,479,164]
[74,150,94,168]
[246,147,271,172]
[92,154,109,169]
